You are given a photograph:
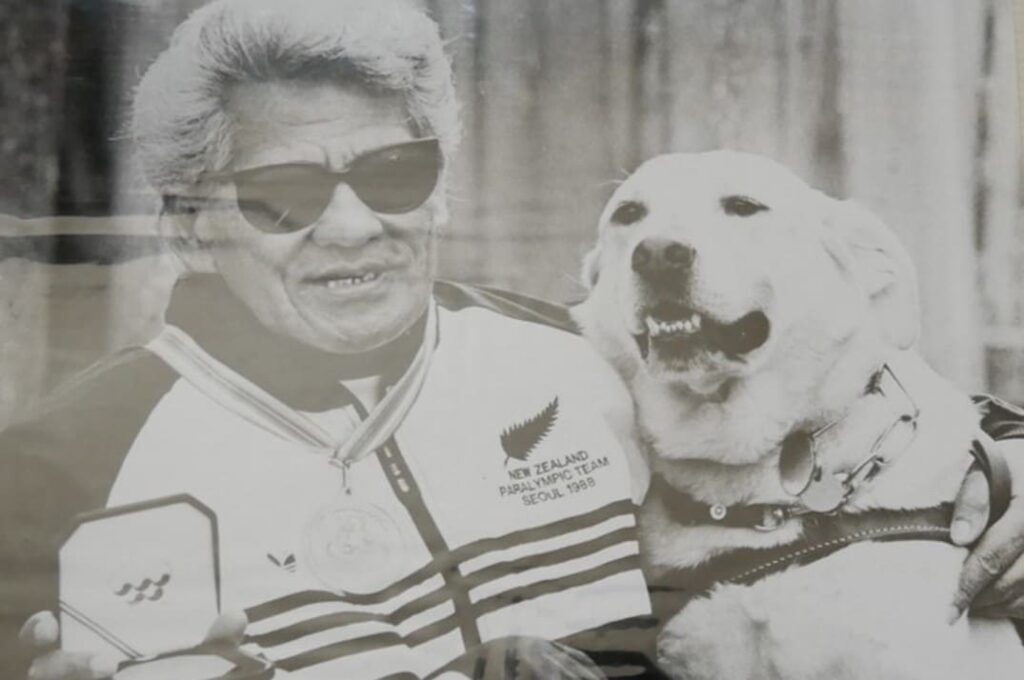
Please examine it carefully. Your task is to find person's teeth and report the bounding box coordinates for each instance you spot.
[690,313,702,331]
[325,272,380,289]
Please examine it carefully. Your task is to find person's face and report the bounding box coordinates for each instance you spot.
[193,81,443,354]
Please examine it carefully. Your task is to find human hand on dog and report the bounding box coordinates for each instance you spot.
[950,437,1024,622]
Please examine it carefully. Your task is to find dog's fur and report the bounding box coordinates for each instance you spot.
[573,151,1024,679]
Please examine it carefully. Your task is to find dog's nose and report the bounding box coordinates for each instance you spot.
[631,237,695,281]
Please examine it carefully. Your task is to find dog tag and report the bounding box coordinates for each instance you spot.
[798,472,848,513]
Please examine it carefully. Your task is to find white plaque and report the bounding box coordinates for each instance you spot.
[59,495,220,662]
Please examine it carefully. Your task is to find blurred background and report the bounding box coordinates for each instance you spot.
[1,0,1023,428]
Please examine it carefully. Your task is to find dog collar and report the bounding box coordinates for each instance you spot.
[649,475,804,532]
[647,439,1012,620]
[651,436,1011,534]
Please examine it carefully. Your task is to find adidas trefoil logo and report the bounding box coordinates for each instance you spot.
[268,552,297,573]
[501,397,559,466]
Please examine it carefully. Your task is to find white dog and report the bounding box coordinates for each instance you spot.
[573,150,1023,679]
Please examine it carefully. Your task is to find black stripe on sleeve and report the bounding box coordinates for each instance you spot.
[246,524,638,649]
[473,554,642,619]
[273,554,643,673]
[245,499,636,622]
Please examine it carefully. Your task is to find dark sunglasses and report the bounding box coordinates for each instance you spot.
[204,138,442,234]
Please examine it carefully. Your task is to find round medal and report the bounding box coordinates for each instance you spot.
[302,499,407,595]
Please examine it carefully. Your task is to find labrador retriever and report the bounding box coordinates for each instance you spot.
[573,150,1024,679]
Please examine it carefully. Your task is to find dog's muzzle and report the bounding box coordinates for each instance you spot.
[630,238,770,362]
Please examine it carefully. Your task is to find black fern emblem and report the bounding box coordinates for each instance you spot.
[501,397,559,465]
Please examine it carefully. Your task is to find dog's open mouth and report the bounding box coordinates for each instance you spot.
[634,301,770,364]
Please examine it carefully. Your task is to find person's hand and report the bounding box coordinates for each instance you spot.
[949,437,1024,622]
[18,610,248,679]
[19,611,116,680]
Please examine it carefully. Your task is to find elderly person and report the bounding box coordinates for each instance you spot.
[4,1,1024,679]
[2,2,647,678]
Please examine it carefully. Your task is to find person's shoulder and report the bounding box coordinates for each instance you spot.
[0,349,179,492]
[434,280,629,393]
[434,280,579,335]
[19,348,177,429]
[0,349,181,630]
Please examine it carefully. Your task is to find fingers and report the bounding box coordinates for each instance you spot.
[951,495,1024,621]
[972,592,1024,620]
[204,610,248,645]
[27,650,117,680]
[971,551,1024,610]
[950,465,989,546]
[19,611,59,649]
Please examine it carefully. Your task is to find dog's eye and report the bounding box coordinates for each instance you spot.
[721,195,769,217]
[609,200,648,226]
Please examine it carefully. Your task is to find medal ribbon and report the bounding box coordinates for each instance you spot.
[146,300,439,466]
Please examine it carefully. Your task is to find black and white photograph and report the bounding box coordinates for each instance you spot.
[3,1,1024,678]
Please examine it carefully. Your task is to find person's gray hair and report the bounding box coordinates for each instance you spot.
[131,0,459,197]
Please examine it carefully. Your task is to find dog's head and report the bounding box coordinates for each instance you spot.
[574,151,919,464]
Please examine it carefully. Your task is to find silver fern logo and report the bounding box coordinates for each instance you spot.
[501,397,559,466]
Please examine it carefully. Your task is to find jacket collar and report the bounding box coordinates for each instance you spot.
[164,274,427,412]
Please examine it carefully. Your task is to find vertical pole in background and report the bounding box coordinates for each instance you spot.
[0,0,66,427]
[838,0,986,390]
[45,0,125,392]
[436,0,640,303]
[108,0,204,358]
[985,0,1024,401]
[659,0,844,188]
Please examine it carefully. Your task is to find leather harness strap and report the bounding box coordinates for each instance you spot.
[648,438,1013,617]
[970,438,1012,523]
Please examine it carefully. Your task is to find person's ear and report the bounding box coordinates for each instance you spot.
[160,195,216,274]
[821,198,919,350]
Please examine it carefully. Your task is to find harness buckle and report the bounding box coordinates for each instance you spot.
[754,507,789,532]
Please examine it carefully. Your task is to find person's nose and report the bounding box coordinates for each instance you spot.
[310,183,385,247]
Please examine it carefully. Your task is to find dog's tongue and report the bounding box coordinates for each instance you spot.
[708,311,770,356]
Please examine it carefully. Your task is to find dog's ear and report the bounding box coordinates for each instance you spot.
[822,198,919,349]
[581,246,601,289]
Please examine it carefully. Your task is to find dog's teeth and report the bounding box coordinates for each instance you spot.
[646,314,707,338]
[645,316,661,336]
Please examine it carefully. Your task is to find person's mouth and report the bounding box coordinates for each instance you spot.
[304,263,400,293]
[320,271,383,289]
